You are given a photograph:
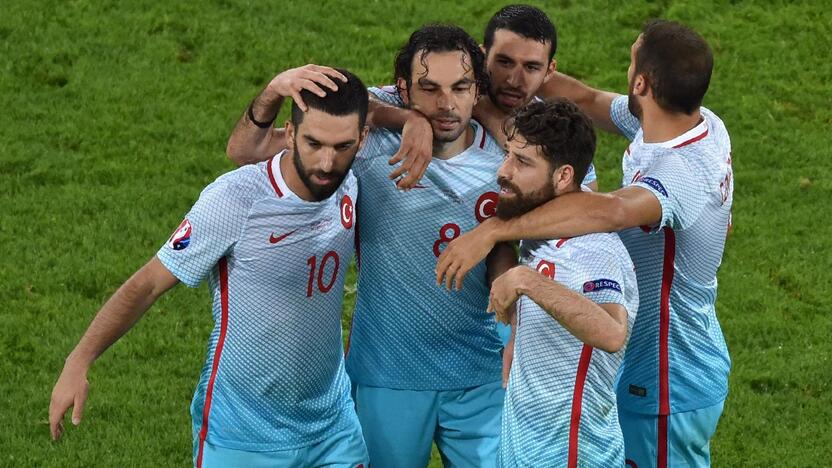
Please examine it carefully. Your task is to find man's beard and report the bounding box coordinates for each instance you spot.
[428,110,467,144]
[293,142,350,201]
[495,177,556,220]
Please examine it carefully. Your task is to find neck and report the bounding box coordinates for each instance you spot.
[433,124,475,160]
[640,103,702,144]
[279,150,315,201]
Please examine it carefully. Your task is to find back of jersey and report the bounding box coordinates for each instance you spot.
[346,118,506,391]
[611,95,734,415]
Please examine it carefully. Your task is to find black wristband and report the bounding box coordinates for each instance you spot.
[247,102,276,129]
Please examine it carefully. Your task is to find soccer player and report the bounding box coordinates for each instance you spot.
[437,20,733,468]
[49,69,371,468]
[488,98,638,466]
[370,4,598,190]
[225,25,516,467]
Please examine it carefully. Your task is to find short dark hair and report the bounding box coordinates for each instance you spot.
[635,19,713,114]
[484,4,557,60]
[394,24,488,96]
[291,68,369,128]
[506,98,596,186]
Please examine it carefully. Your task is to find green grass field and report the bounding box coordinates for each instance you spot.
[2,0,831,466]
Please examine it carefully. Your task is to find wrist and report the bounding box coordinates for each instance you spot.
[65,350,93,372]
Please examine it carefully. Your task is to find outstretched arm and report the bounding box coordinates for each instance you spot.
[489,266,628,353]
[226,65,347,166]
[437,185,661,290]
[538,72,621,135]
[49,257,179,440]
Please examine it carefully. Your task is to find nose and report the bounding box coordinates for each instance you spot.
[319,149,336,173]
[437,90,454,111]
[496,158,511,181]
[505,66,523,88]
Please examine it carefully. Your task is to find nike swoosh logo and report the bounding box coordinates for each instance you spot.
[269,230,296,244]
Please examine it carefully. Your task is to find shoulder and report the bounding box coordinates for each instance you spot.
[567,233,632,268]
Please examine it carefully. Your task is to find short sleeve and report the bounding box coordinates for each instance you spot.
[610,95,640,141]
[368,85,405,107]
[582,163,597,186]
[156,179,254,287]
[632,152,705,230]
[571,247,628,307]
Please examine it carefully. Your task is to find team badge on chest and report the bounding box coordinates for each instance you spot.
[340,194,354,229]
[475,192,499,223]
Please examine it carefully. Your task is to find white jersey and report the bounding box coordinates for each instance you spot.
[500,231,638,467]
[157,151,359,451]
[610,95,733,415]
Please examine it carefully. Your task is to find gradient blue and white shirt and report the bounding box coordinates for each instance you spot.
[157,151,359,451]
[610,95,733,415]
[500,232,638,467]
[345,86,507,389]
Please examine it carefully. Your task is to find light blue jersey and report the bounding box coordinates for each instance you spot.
[157,152,360,459]
[500,232,638,467]
[610,95,733,416]
[345,87,506,390]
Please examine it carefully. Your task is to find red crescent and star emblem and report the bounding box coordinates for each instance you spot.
[340,194,354,229]
[475,191,499,223]
[536,260,556,279]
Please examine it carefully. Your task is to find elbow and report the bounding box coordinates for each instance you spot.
[597,325,627,353]
[226,140,249,166]
[603,195,633,232]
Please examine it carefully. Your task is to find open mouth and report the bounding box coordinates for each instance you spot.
[498,91,525,108]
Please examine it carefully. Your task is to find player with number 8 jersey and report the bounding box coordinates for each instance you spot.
[347,111,505,391]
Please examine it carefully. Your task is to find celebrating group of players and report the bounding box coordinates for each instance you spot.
[49,4,734,467]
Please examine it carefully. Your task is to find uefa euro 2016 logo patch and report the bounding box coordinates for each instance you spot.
[583,278,622,293]
[167,219,192,251]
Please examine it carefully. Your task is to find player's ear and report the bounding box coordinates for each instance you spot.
[633,74,649,97]
[543,58,557,84]
[285,121,296,147]
[552,164,575,195]
[396,77,410,106]
[357,125,370,150]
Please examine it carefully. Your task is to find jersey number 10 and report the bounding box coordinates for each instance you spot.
[306,251,340,297]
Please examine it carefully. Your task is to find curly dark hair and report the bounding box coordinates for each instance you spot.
[394,24,489,97]
[505,98,596,186]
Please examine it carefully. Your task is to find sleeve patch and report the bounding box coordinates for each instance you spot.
[167,219,192,251]
[583,278,622,294]
[640,177,668,197]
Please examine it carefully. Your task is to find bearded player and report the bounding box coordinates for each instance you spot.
[486,98,638,466]
[50,69,371,468]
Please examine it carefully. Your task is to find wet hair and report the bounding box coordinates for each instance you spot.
[484,4,557,60]
[635,19,713,114]
[393,23,489,96]
[505,98,596,186]
[291,68,369,128]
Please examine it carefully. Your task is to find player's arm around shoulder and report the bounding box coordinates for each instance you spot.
[538,72,622,135]
[365,86,433,189]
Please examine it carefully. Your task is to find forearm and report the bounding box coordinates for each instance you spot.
[226,90,287,166]
[66,261,171,368]
[518,270,625,352]
[367,97,421,130]
[539,72,620,134]
[488,191,629,243]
